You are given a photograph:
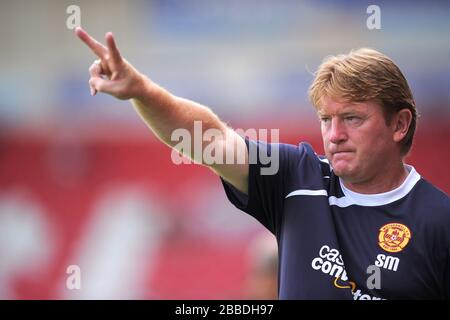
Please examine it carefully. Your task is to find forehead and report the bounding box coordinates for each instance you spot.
[317,96,380,115]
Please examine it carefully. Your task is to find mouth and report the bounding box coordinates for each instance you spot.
[332,151,353,156]
[331,151,354,162]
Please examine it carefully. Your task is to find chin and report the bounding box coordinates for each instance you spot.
[332,165,354,180]
[333,169,346,178]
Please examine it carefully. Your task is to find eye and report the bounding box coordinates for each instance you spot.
[320,117,331,124]
[344,116,361,124]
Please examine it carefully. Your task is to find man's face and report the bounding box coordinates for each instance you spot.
[318,97,397,184]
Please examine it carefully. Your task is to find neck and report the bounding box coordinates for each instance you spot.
[342,161,409,194]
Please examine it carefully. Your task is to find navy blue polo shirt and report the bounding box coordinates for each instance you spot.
[221,139,450,299]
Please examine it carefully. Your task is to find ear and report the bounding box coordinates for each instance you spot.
[392,109,412,143]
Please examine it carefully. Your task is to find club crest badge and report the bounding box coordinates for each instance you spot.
[378,223,411,253]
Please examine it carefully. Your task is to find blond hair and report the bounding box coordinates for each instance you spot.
[308,48,417,156]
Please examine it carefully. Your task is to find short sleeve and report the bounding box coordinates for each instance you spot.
[220,138,315,236]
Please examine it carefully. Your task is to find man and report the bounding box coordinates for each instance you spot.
[75,27,449,299]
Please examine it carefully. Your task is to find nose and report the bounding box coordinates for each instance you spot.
[328,118,348,144]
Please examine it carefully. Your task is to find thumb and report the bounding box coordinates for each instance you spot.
[89,77,118,96]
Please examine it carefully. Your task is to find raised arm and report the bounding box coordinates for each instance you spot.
[75,27,249,194]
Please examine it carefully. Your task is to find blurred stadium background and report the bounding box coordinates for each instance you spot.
[0,0,448,299]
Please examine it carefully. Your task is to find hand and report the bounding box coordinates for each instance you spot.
[75,27,146,100]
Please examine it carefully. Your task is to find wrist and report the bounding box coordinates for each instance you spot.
[132,73,160,101]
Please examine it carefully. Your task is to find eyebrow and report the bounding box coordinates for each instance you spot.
[318,107,363,117]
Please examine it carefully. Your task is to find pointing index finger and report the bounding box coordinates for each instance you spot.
[75,27,107,59]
